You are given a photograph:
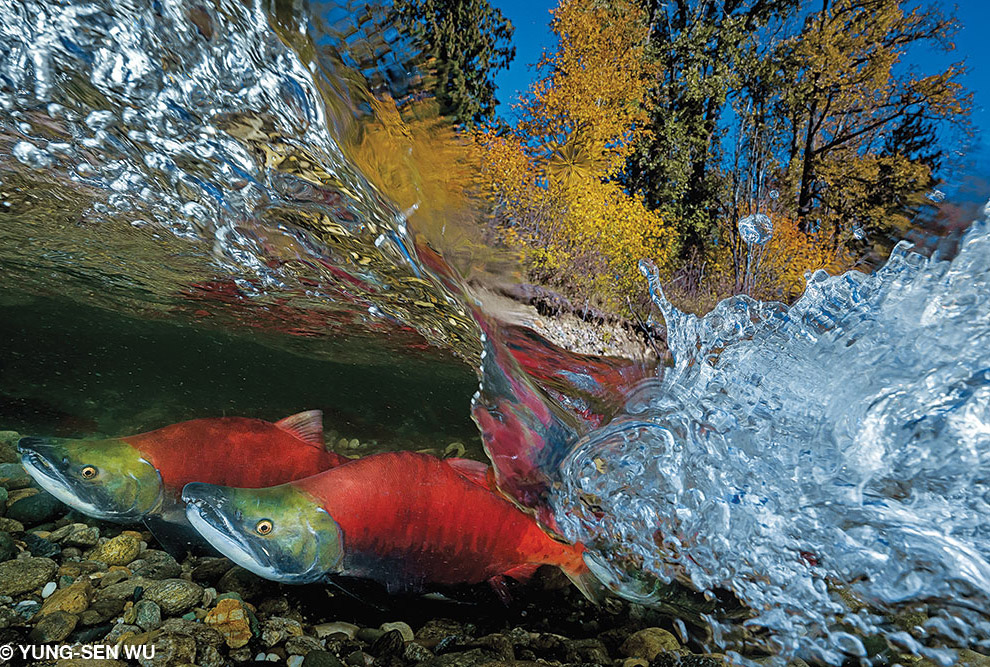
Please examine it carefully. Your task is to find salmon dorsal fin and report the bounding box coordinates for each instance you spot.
[445,457,493,490]
[275,410,324,447]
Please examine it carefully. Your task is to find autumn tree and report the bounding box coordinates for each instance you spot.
[392,0,515,125]
[776,0,970,249]
[477,0,677,310]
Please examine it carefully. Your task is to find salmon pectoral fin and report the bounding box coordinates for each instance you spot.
[562,567,605,604]
[444,458,494,489]
[144,507,217,559]
[275,410,324,447]
[500,562,542,582]
[486,574,515,605]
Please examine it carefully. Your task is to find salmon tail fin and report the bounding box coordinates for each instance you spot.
[563,564,606,604]
[275,410,324,447]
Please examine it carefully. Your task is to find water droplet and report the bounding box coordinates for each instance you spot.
[738,213,773,246]
[12,140,52,169]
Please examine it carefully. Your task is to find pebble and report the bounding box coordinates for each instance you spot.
[104,622,141,644]
[261,615,304,646]
[303,651,347,667]
[217,564,274,601]
[356,626,384,642]
[0,517,25,533]
[381,620,415,642]
[288,656,305,667]
[134,599,162,631]
[78,598,124,626]
[95,576,152,602]
[620,628,681,661]
[63,525,100,548]
[204,597,254,648]
[314,621,359,639]
[0,462,32,490]
[89,533,142,566]
[13,600,41,621]
[286,635,323,655]
[0,532,17,562]
[40,581,57,598]
[345,649,372,667]
[191,556,234,583]
[28,610,78,642]
[0,556,58,596]
[5,490,64,525]
[0,432,19,464]
[23,532,61,558]
[404,642,436,662]
[142,578,204,615]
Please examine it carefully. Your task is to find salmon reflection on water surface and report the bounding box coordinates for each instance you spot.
[17,410,347,551]
[182,451,598,597]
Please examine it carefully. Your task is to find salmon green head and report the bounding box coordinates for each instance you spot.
[18,436,164,521]
[182,482,344,583]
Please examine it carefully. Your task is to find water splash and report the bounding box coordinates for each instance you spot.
[554,212,990,661]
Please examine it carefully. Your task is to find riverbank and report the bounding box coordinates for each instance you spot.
[468,283,663,363]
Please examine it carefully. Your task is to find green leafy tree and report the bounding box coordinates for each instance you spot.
[392,0,515,125]
[622,0,799,254]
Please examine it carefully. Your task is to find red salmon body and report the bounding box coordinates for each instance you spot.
[124,411,348,493]
[293,451,588,590]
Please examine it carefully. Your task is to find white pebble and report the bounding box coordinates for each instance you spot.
[41,582,57,598]
[266,654,280,662]
[287,657,304,667]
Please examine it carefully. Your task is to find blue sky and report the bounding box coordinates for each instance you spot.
[489,0,990,163]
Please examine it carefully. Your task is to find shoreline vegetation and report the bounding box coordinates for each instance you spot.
[353,0,973,319]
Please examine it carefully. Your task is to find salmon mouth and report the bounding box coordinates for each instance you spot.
[18,439,114,519]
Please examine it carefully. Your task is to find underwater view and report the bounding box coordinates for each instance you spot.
[1,0,989,665]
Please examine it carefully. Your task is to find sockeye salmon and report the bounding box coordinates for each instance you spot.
[182,451,598,598]
[18,410,348,552]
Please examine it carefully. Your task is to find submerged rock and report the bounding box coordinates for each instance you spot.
[204,597,254,648]
[217,564,274,601]
[89,532,142,566]
[314,621,359,639]
[135,599,162,631]
[620,628,681,661]
[303,651,347,667]
[39,579,93,616]
[0,531,16,562]
[261,615,304,647]
[29,610,78,642]
[0,463,31,490]
[380,621,415,642]
[62,524,100,548]
[6,489,65,525]
[142,578,204,616]
[23,532,60,558]
[0,556,57,596]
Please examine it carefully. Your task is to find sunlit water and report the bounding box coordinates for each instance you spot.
[1,0,989,663]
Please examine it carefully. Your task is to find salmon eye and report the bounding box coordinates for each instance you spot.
[80,466,98,479]
[255,519,273,535]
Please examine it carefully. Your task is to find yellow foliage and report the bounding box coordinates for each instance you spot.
[702,212,855,305]
[475,0,677,312]
[345,95,496,270]
[754,214,854,300]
